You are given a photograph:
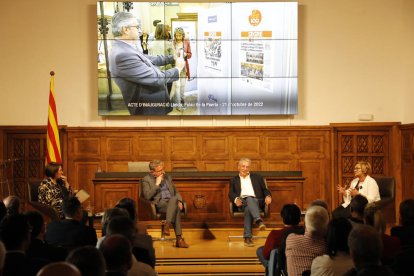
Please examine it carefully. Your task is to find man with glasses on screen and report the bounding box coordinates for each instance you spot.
[109,11,185,115]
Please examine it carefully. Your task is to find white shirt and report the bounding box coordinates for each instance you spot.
[240,174,256,198]
[342,175,380,208]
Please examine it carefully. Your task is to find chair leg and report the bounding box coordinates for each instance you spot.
[152,220,176,242]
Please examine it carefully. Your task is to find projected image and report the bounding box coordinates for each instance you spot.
[97,2,298,116]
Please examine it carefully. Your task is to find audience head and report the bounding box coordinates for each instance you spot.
[399,199,414,226]
[309,199,329,212]
[304,205,329,237]
[350,194,369,218]
[0,202,6,221]
[44,162,63,178]
[0,241,5,274]
[99,234,132,273]
[106,216,136,243]
[36,262,81,276]
[326,217,352,257]
[66,246,106,276]
[62,196,82,220]
[25,210,45,239]
[364,203,386,235]
[101,207,129,236]
[0,214,31,250]
[355,161,371,176]
[280,204,301,226]
[3,196,21,216]
[115,198,137,222]
[348,224,382,267]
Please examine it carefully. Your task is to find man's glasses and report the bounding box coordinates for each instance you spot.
[129,25,141,31]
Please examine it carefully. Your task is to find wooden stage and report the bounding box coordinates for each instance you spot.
[148,227,270,275]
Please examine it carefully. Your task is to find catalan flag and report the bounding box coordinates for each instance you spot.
[46,71,62,163]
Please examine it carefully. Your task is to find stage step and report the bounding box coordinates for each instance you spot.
[156,257,264,275]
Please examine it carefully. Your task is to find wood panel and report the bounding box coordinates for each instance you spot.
[93,173,304,227]
[332,123,402,222]
[2,124,403,221]
[401,124,414,200]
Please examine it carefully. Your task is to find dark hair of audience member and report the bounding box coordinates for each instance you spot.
[62,196,81,218]
[399,199,414,226]
[106,216,136,242]
[25,210,44,238]
[0,240,5,273]
[101,207,129,236]
[281,204,301,225]
[310,199,329,211]
[0,201,6,221]
[326,217,352,257]
[348,224,382,265]
[99,234,132,272]
[0,214,30,250]
[364,203,386,235]
[115,197,137,222]
[44,162,62,178]
[350,194,368,217]
[66,245,106,276]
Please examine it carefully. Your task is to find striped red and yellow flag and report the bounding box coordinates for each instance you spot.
[46,71,62,163]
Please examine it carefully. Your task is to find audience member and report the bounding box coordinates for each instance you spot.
[391,198,414,249]
[3,196,21,216]
[66,246,106,276]
[115,198,137,224]
[36,262,81,276]
[0,202,6,222]
[106,216,155,275]
[98,207,130,247]
[348,194,368,226]
[0,241,5,276]
[0,214,47,276]
[344,224,394,276]
[256,203,303,273]
[364,203,401,265]
[142,159,189,248]
[45,196,97,250]
[310,199,329,211]
[99,234,133,276]
[38,162,72,218]
[228,157,272,247]
[25,211,68,262]
[311,217,354,275]
[333,161,380,219]
[285,205,328,276]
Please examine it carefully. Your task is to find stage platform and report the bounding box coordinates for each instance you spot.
[149,228,270,275]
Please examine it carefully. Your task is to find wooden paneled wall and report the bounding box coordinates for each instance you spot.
[401,124,414,200]
[1,123,407,221]
[331,123,402,209]
[66,127,332,209]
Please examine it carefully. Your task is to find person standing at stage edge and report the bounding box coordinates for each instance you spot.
[109,11,185,115]
[229,157,272,247]
[141,160,189,248]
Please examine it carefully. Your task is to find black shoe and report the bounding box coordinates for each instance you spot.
[256,219,266,231]
[244,237,254,247]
